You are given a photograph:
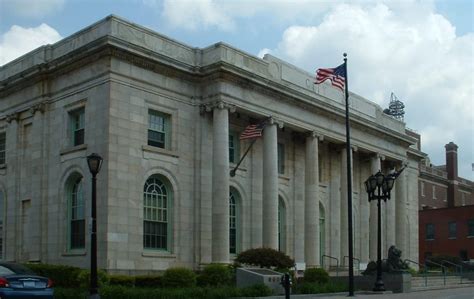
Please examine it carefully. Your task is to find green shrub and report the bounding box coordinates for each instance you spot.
[238,283,273,297]
[134,275,162,288]
[235,247,295,269]
[161,267,196,288]
[108,274,135,287]
[303,268,329,284]
[53,287,88,299]
[23,263,82,288]
[197,264,233,287]
[294,281,347,294]
[97,285,272,299]
[77,269,109,289]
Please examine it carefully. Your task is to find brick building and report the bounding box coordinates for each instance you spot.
[418,141,474,263]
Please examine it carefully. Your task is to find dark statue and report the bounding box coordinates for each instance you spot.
[363,245,409,275]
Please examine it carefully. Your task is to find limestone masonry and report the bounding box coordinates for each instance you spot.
[0,15,424,274]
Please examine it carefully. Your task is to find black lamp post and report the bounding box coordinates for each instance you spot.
[364,170,396,292]
[87,153,103,298]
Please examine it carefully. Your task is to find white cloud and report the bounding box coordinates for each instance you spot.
[158,0,333,31]
[162,0,235,31]
[0,24,62,65]
[263,2,473,179]
[1,0,65,18]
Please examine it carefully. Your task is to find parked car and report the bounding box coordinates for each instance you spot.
[0,262,53,298]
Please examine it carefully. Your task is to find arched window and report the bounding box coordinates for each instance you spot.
[278,196,286,252]
[67,176,85,250]
[143,175,171,251]
[229,188,241,254]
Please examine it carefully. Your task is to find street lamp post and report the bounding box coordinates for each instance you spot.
[364,170,397,292]
[87,153,103,298]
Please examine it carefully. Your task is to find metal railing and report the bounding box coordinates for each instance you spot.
[425,260,448,286]
[343,255,361,271]
[404,259,427,286]
[321,255,339,277]
[441,260,463,283]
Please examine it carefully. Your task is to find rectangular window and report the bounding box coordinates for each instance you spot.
[229,133,240,164]
[432,185,436,199]
[0,132,5,165]
[421,182,425,197]
[448,221,457,239]
[70,108,85,146]
[278,143,285,174]
[426,223,435,240]
[468,219,474,237]
[148,110,170,149]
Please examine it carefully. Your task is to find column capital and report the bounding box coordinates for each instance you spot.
[306,131,324,141]
[373,152,385,161]
[267,116,284,129]
[200,100,236,114]
[29,102,47,116]
[6,112,20,123]
[351,145,358,152]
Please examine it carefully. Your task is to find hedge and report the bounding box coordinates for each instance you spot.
[235,247,295,269]
[197,264,233,287]
[161,267,197,288]
[54,284,272,299]
[303,268,329,284]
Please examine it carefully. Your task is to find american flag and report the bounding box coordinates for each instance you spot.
[240,120,267,140]
[315,63,346,91]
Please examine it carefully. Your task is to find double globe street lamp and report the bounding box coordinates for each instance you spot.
[87,153,103,298]
[364,169,401,292]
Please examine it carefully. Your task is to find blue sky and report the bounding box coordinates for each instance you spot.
[1,0,473,179]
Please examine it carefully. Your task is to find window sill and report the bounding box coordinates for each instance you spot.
[448,237,457,240]
[60,144,87,156]
[426,238,435,241]
[467,236,474,239]
[142,250,176,258]
[142,145,179,158]
[0,164,5,169]
[62,250,87,257]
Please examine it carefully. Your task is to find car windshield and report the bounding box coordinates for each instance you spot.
[0,264,36,275]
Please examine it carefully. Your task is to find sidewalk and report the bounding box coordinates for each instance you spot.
[238,285,474,299]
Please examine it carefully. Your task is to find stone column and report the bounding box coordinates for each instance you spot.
[359,158,371,264]
[262,119,278,249]
[369,153,382,261]
[385,167,396,255]
[305,132,322,267]
[5,113,20,261]
[329,150,341,261]
[340,147,353,263]
[211,102,232,263]
[395,162,408,256]
[29,104,46,261]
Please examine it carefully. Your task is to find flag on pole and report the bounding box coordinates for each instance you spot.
[315,63,346,91]
[240,120,267,140]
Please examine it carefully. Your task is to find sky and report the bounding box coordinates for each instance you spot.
[1,0,473,180]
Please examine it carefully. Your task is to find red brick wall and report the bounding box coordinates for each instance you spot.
[419,180,448,209]
[419,205,474,263]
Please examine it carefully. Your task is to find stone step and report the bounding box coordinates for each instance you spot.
[411,281,474,292]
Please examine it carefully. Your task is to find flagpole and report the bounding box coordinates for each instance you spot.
[230,139,257,177]
[344,53,355,296]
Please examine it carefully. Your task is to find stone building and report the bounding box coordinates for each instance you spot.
[0,16,422,273]
[418,141,474,263]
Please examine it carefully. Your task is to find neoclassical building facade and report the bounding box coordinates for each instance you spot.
[0,16,423,273]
